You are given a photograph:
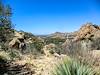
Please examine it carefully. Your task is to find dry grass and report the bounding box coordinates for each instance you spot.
[0,51,11,61]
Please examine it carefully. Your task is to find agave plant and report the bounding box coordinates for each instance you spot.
[51,58,96,75]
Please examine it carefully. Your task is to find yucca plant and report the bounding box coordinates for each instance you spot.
[51,58,97,75]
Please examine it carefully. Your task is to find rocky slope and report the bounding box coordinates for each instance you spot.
[9,54,67,75]
[74,23,100,41]
[0,23,100,75]
[62,23,100,51]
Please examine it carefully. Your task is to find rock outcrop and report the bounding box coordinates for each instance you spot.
[42,43,56,57]
[62,23,100,51]
[9,31,26,50]
[74,23,100,41]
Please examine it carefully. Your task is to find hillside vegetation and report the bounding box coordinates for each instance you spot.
[0,1,100,75]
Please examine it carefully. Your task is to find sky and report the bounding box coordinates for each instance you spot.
[4,0,100,34]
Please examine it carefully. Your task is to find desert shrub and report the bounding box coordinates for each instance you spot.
[62,40,81,55]
[62,38,100,74]
[44,37,66,54]
[45,37,66,45]
[25,37,44,52]
[0,42,10,51]
[48,44,56,53]
[33,41,44,51]
[49,50,55,54]
[26,43,38,54]
[77,50,100,75]
[19,30,35,39]
[26,42,44,55]
[63,39,96,57]
[0,49,23,62]
[48,44,62,54]
[8,49,22,61]
[64,38,100,56]
[91,38,100,50]
[56,46,64,54]
[51,58,97,75]
[0,51,11,61]
[43,43,57,55]
[0,51,10,75]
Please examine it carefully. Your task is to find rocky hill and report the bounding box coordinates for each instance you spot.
[38,23,100,42]
[0,23,100,75]
[47,32,75,39]
[74,23,100,41]
[5,23,100,53]
[62,23,100,54]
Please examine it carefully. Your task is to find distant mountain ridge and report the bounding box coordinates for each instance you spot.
[11,23,100,42]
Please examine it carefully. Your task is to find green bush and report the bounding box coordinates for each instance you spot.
[33,41,44,51]
[8,49,22,60]
[0,1,14,43]
[45,37,66,45]
[51,58,97,75]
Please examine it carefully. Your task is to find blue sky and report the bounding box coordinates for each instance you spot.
[5,0,100,34]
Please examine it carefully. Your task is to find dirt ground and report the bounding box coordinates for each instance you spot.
[12,54,67,75]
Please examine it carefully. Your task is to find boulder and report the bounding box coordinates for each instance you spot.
[42,43,56,57]
[9,31,26,50]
